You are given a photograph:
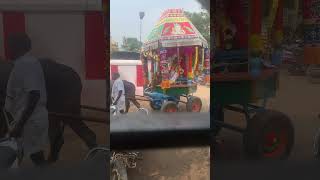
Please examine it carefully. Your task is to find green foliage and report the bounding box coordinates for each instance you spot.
[121,37,142,52]
[185,11,210,46]
[195,0,210,11]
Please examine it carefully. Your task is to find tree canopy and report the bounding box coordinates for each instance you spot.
[195,0,210,11]
[185,11,210,46]
[121,37,142,52]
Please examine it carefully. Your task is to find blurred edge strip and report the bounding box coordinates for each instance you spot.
[0,2,103,12]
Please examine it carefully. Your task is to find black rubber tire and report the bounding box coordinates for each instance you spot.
[243,110,294,160]
[161,101,178,112]
[149,101,161,110]
[186,96,202,112]
[111,160,128,180]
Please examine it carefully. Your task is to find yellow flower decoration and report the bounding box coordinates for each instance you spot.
[188,72,194,79]
[249,34,263,51]
[161,80,171,89]
[273,30,283,46]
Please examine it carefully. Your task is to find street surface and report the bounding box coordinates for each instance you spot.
[21,68,320,179]
[216,69,320,160]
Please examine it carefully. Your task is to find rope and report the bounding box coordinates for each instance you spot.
[49,112,107,124]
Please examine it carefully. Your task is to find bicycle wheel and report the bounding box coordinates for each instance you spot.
[84,147,109,160]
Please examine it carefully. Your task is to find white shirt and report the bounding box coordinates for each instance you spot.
[111,78,125,111]
[4,54,48,156]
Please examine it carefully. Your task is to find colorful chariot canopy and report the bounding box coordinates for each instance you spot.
[143,8,208,50]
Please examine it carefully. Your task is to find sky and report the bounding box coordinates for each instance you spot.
[110,0,203,46]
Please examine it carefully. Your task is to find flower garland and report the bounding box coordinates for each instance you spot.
[249,34,264,57]
[273,30,283,47]
[142,50,159,61]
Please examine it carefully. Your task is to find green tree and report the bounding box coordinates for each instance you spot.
[121,37,142,52]
[196,0,210,11]
[185,11,210,46]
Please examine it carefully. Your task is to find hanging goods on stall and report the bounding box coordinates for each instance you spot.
[303,0,320,65]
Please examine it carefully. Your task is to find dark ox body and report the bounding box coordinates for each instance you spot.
[0,59,96,162]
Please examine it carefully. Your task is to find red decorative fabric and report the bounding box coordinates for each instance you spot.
[136,65,144,87]
[85,12,106,80]
[2,12,26,60]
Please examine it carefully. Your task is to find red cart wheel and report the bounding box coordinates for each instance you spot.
[262,129,288,158]
[186,96,202,112]
[243,110,294,160]
[161,101,178,113]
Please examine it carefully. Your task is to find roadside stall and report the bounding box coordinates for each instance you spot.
[303,0,320,82]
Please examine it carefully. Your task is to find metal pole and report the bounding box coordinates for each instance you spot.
[140,19,142,44]
[139,11,145,47]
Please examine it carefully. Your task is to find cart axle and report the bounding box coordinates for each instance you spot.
[213,120,246,133]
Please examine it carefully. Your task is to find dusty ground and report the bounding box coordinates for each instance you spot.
[126,85,210,180]
[20,110,108,167]
[18,68,320,178]
[215,68,320,160]
[19,68,320,178]
[19,86,210,180]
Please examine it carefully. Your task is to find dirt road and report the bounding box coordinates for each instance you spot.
[127,85,210,180]
[20,110,107,167]
[216,69,320,160]
[19,85,210,180]
[19,69,320,177]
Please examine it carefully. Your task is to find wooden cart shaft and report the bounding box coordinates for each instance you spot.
[212,69,278,105]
